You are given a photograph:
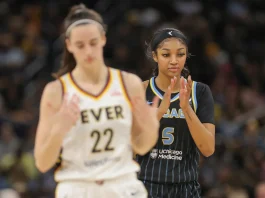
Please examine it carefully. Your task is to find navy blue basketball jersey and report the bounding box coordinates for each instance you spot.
[136,77,214,184]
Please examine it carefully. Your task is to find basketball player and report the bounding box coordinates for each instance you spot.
[256,182,265,198]
[34,4,160,198]
[135,28,215,198]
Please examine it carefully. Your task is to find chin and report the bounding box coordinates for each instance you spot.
[167,71,180,77]
[83,60,95,66]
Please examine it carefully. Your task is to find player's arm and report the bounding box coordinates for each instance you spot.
[181,79,215,157]
[123,73,159,155]
[34,81,80,173]
[34,81,65,173]
[143,77,177,120]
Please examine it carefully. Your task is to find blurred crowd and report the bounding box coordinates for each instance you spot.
[0,0,265,198]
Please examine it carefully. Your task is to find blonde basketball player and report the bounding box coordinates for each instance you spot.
[34,4,159,198]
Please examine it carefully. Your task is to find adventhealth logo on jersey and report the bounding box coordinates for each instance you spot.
[84,156,121,168]
[150,149,182,160]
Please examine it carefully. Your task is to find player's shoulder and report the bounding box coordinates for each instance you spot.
[43,79,62,95]
[193,81,212,99]
[44,79,62,93]
[41,79,63,107]
[194,81,209,90]
[119,70,142,86]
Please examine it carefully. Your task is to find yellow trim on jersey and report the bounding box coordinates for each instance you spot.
[58,77,67,95]
[117,70,132,109]
[53,153,62,183]
[149,78,163,100]
[67,68,113,100]
[191,81,198,113]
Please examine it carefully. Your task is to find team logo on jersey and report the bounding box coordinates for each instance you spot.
[150,149,158,159]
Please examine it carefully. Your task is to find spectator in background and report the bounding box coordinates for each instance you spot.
[0,122,20,160]
[0,0,265,197]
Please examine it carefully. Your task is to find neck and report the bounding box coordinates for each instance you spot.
[72,62,108,84]
[155,72,181,93]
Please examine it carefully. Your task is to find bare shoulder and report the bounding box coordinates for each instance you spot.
[43,80,62,98]
[41,80,63,110]
[121,71,142,89]
[121,70,149,91]
[120,71,145,99]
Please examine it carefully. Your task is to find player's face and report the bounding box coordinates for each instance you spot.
[66,24,106,67]
[153,38,187,78]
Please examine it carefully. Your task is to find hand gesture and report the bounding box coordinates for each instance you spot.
[132,96,160,132]
[55,93,80,132]
[179,75,192,111]
[157,76,177,118]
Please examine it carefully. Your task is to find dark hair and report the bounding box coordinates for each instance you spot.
[146,28,190,78]
[53,4,106,78]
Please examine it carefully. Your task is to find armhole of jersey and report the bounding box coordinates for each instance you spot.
[117,70,132,109]
[54,150,63,170]
[54,149,63,182]
[191,81,198,113]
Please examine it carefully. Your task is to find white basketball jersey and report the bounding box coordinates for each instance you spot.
[54,68,140,182]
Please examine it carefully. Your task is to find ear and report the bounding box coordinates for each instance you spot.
[152,51,158,62]
[101,34,107,47]
[65,38,73,53]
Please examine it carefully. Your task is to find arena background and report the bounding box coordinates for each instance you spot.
[0,0,265,197]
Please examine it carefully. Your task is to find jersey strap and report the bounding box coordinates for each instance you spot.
[149,77,180,102]
[191,81,198,113]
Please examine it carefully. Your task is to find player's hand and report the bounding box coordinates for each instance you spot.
[132,96,160,132]
[54,93,80,132]
[157,76,177,119]
[179,75,192,111]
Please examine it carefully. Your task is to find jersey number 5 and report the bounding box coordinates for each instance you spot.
[91,128,114,153]
[162,127,175,145]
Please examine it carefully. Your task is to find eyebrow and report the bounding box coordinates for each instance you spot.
[161,48,185,51]
[74,38,98,45]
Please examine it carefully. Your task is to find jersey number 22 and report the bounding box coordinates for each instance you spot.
[91,128,114,153]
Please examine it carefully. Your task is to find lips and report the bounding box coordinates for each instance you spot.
[168,67,180,72]
[85,57,94,63]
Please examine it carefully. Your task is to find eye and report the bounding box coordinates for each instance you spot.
[76,44,84,49]
[90,40,98,46]
[177,53,185,57]
[162,54,169,57]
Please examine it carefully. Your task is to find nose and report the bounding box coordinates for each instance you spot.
[170,55,178,64]
[85,45,92,56]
